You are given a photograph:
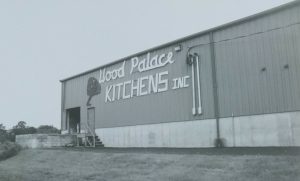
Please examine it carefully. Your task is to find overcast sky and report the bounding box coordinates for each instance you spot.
[0,0,295,129]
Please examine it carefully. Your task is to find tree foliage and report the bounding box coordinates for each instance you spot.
[13,121,27,129]
[0,124,7,143]
[37,125,60,134]
[0,123,14,142]
[11,121,37,135]
[0,122,60,142]
[0,123,5,130]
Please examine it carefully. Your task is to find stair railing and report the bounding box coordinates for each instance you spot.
[83,122,96,147]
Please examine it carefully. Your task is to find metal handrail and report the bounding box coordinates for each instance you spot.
[83,123,96,147]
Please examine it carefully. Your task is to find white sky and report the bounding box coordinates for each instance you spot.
[0,0,295,129]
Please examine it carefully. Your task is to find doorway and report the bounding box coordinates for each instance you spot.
[66,107,80,134]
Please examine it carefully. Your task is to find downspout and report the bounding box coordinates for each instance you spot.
[209,32,222,147]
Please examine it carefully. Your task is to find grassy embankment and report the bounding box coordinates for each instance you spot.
[0,142,21,161]
[0,148,299,181]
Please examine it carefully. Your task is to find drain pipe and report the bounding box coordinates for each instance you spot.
[209,32,222,147]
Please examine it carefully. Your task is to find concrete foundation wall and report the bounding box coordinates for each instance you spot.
[16,134,76,148]
[220,111,300,147]
[61,130,68,134]
[96,111,300,147]
[96,119,217,148]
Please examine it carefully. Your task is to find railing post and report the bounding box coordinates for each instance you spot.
[84,122,96,147]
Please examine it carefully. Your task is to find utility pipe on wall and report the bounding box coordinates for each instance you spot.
[194,53,202,115]
[187,53,202,115]
[189,54,197,115]
[186,33,222,146]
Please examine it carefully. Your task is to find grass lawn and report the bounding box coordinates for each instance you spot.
[0,148,299,181]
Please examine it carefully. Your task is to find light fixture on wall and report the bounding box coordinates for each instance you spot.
[174,45,181,52]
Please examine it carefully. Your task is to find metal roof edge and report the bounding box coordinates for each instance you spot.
[60,0,299,82]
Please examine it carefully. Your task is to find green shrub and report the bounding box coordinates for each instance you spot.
[37,125,60,134]
[0,142,21,161]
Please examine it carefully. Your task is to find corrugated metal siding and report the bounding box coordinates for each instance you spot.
[213,4,300,42]
[63,35,215,128]
[64,71,99,109]
[214,3,300,117]
[64,71,99,128]
[62,2,300,129]
[97,35,214,128]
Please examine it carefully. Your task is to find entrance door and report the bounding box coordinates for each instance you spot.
[87,108,95,134]
[66,107,80,134]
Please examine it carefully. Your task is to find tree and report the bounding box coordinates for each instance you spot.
[0,123,7,143]
[37,125,60,134]
[13,121,26,129]
[0,123,5,130]
[11,121,36,135]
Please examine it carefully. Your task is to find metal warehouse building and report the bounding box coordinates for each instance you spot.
[60,1,300,148]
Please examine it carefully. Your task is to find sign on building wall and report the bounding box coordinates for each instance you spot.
[87,48,190,104]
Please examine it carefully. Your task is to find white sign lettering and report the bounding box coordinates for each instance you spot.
[99,61,125,83]
[105,71,169,103]
[130,52,174,74]
[97,48,191,103]
[172,76,190,90]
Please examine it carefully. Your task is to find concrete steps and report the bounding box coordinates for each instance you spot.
[95,136,104,147]
[76,134,104,148]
